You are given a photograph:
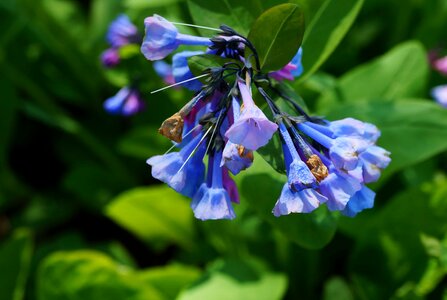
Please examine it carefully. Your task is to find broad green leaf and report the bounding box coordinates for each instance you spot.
[105,186,195,249]
[138,265,201,299]
[317,41,429,113]
[188,54,242,82]
[323,277,354,300]
[36,251,164,300]
[325,100,447,177]
[187,0,263,36]
[247,3,305,72]
[300,0,364,81]
[0,229,33,300]
[178,259,287,300]
[238,154,337,249]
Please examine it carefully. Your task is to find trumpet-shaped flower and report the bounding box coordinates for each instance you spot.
[107,14,140,47]
[103,87,145,116]
[172,51,204,91]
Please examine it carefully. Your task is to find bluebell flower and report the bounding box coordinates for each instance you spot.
[359,145,392,183]
[290,47,304,77]
[269,48,303,80]
[153,60,175,85]
[319,169,362,211]
[107,14,140,48]
[431,85,447,108]
[273,184,327,216]
[191,151,236,220]
[172,51,204,91]
[103,87,145,116]
[433,56,447,76]
[100,48,120,68]
[147,132,206,197]
[223,168,240,204]
[225,81,278,150]
[141,15,212,61]
[342,185,375,217]
[221,141,253,175]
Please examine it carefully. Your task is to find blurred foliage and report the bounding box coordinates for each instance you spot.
[1,0,447,299]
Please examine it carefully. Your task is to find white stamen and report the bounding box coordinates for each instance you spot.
[163,123,202,155]
[177,126,213,174]
[171,22,221,32]
[150,74,209,94]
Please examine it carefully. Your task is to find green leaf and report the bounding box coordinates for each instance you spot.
[238,154,337,249]
[317,41,429,113]
[300,0,364,81]
[0,229,33,300]
[187,0,264,36]
[323,277,354,300]
[104,186,195,249]
[138,265,201,299]
[247,3,305,72]
[118,126,172,159]
[188,54,242,82]
[325,100,447,177]
[178,259,288,300]
[36,251,165,300]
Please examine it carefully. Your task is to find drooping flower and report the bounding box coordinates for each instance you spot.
[141,15,212,61]
[146,132,206,197]
[191,151,236,220]
[107,14,140,48]
[431,85,447,108]
[270,48,304,81]
[225,81,278,150]
[273,184,327,216]
[153,60,175,85]
[100,48,120,68]
[172,51,204,91]
[103,87,145,116]
[342,185,375,217]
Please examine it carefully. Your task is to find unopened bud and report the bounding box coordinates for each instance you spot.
[306,154,328,182]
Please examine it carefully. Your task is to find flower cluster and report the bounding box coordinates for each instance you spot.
[142,15,391,220]
[429,50,447,108]
[100,14,146,116]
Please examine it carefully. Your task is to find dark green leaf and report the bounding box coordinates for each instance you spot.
[300,0,364,81]
[323,277,355,300]
[317,41,429,113]
[178,259,287,300]
[105,186,195,249]
[0,229,33,300]
[238,154,337,249]
[118,126,172,159]
[187,0,264,36]
[247,3,305,72]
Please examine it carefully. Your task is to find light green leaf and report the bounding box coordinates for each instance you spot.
[178,259,287,300]
[323,277,354,300]
[36,251,165,300]
[300,0,364,81]
[247,3,305,72]
[317,41,429,113]
[187,0,264,36]
[105,186,195,249]
[0,229,33,300]
[238,154,337,249]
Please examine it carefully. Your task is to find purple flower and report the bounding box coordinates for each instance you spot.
[431,85,447,108]
[100,48,120,68]
[191,151,236,220]
[222,169,240,204]
[107,14,140,48]
[147,133,206,197]
[342,185,375,217]
[153,61,175,85]
[273,184,327,216]
[221,141,253,175]
[172,51,204,91]
[433,56,447,76]
[103,87,145,116]
[141,15,212,61]
[225,81,278,150]
[269,48,303,81]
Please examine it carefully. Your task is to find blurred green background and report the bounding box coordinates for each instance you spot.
[1,0,447,299]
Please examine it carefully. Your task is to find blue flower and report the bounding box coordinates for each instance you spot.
[358,145,391,183]
[221,141,253,175]
[191,151,236,220]
[319,169,362,211]
[103,87,145,116]
[225,81,278,150]
[290,47,303,77]
[269,48,304,81]
[342,185,375,217]
[141,15,212,61]
[273,184,327,216]
[100,48,120,68]
[431,85,447,108]
[172,51,204,91]
[147,132,206,197]
[153,60,175,85]
[107,14,140,47]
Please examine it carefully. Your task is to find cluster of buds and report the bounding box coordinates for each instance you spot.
[142,15,391,220]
